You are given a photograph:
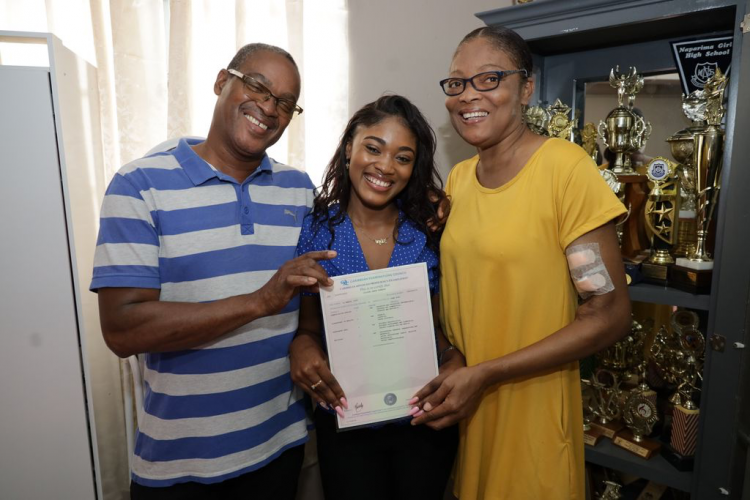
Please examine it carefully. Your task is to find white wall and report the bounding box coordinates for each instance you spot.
[348,0,513,181]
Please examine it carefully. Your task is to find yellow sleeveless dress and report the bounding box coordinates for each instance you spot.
[440,139,626,499]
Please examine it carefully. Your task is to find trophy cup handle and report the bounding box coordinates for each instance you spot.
[598,121,610,149]
[617,203,632,226]
[676,164,695,191]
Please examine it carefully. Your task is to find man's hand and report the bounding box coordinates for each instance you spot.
[410,365,487,430]
[255,250,336,317]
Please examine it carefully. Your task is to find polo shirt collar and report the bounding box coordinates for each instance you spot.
[173,138,274,186]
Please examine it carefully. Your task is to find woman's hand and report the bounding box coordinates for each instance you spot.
[427,188,451,232]
[410,364,487,430]
[412,348,466,404]
[289,332,347,416]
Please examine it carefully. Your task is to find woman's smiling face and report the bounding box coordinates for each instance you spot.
[345,116,417,211]
[446,37,533,150]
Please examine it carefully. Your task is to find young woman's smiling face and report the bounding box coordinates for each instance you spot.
[446,37,533,150]
[346,116,417,211]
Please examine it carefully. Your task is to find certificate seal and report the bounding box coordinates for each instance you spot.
[384,393,397,406]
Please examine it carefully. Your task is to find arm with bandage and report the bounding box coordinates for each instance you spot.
[411,189,631,431]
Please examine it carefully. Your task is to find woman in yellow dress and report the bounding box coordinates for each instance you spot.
[411,26,632,499]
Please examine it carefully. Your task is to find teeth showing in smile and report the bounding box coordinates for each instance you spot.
[462,111,489,119]
[365,175,392,188]
[245,114,268,130]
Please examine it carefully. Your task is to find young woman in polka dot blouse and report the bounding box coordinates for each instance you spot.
[289,95,464,500]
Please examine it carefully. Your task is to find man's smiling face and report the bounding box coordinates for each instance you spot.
[213,50,301,160]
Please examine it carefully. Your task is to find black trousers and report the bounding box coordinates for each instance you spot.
[130,445,305,500]
[314,409,458,500]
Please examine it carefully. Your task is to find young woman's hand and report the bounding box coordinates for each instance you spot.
[289,332,348,416]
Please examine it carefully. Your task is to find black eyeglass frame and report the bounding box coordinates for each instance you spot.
[227,68,303,117]
[439,69,529,96]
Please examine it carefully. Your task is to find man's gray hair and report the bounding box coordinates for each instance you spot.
[227,43,298,71]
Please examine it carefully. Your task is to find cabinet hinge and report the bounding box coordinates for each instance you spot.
[742,13,750,33]
[710,334,726,352]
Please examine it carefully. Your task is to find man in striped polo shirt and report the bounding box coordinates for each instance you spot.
[91,43,335,499]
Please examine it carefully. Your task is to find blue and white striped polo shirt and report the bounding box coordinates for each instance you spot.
[90,138,314,486]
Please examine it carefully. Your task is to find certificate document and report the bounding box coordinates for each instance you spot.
[319,263,438,430]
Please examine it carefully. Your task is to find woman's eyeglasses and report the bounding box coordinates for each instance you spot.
[439,70,528,96]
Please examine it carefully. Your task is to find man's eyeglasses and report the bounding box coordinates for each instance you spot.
[227,68,303,117]
[439,70,528,96]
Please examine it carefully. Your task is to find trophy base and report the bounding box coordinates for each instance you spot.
[618,174,650,260]
[613,429,661,459]
[640,262,669,285]
[624,262,644,286]
[670,264,712,294]
[584,425,605,446]
[675,257,714,270]
[660,442,695,471]
[590,420,625,440]
[670,404,699,456]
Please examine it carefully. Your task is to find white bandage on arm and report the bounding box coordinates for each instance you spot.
[566,242,615,299]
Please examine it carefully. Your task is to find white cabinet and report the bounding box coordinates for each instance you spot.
[0,32,103,500]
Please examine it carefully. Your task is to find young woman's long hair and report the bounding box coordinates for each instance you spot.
[312,94,443,252]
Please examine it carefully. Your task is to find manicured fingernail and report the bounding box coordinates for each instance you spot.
[307,277,317,284]
[408,406,420,416]
[424,402,433,412]
[318,401,329,410]
[414,410,425,417]
[335,406,345,418]
[340,397,349,410]
[408,397,419,405]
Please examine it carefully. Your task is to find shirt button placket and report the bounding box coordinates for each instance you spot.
[241,184,253,235]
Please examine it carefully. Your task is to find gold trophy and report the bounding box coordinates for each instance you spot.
[613,390,661,458]
[650,310,704,404]
[629,318,657,406]
[585,369,625,439]
[582,122,599,163]
[667,125,698,259]
[667,90,706,259]
[546,98,575,140]
[598,66,652,259]
[598,67,652,175]
[641,157,681,283]
[582,381,605,446]
[595,317,650,383]
[650,324,686,406]
[663,310,704,469]
[584,319,647,445]
[612,317,661,459]
[672,69,728,293]
[599,481,623,500]
[524,104,550,136]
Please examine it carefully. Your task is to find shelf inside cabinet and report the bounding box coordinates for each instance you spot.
[628,282,710,311]
[585,439,692,492]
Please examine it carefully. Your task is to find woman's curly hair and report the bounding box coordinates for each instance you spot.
[311,94,444,253]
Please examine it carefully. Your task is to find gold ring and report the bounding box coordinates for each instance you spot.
[311,380,323,390]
